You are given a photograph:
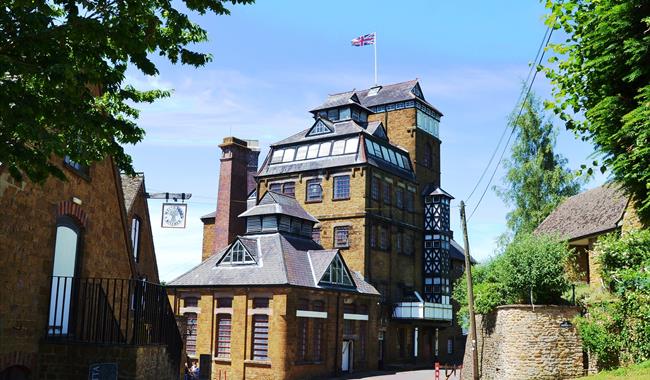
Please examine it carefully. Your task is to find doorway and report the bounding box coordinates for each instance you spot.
[342,340,354,372]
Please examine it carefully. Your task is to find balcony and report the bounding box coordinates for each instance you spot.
[392,301,453,321]
[46,276,182,370]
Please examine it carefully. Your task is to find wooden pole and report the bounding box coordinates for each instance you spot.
[460,201,479,380]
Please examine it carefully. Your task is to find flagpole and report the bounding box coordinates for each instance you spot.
[374,32,378,85]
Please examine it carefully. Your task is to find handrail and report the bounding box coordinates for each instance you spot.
[46,276,182,370]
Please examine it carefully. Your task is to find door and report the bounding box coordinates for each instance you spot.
[342,340,353,372]
[48,220,81,335]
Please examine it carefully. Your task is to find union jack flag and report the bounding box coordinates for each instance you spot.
[351,33,375,46]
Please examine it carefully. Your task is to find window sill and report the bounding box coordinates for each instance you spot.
[334,245,350,250]
[244,359,271,367]
[305,199,323,204]
[332,197,350,202]
[213,357,231,364]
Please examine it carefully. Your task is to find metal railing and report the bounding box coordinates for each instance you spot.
[46,276,182,369]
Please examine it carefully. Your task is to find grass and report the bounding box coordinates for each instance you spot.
[577,361,650,379]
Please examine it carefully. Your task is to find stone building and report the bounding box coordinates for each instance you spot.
[255,80,469,367]
[0,158,181,379]
[535,183,642,286]
[167,190,380,380]
[184,80,472,379]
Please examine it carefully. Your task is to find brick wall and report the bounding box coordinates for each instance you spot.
[461,305,584,380]
[0,157,135,362]
[125,179,160,282]
[213,137,256,255]
[38,342,177,380]
[169,287,379,380]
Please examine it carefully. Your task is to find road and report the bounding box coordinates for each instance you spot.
[331,368,462,380]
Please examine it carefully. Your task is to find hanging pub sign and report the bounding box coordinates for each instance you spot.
[146,192,192,229]
[161,203,187,228]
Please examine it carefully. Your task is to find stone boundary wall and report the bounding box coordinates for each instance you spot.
[38,343,177,379]
[461,305,584,380]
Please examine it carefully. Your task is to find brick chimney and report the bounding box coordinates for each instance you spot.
[201,137,259,261]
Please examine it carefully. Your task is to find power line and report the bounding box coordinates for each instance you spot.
[467,26,555,221]
[465,25,552,203]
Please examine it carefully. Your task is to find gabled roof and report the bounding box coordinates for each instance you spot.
[167,232,379,295]
[535,184,629,242]
[312,79,442,116]
[271,119,372,147]
[422,185,454,198]
[239,191,319,222]
[120,174,144,212]
[309,91,374,114]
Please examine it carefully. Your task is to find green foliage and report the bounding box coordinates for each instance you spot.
[576,360,650,380]
[543,0,650,224]
[495,91,582,237]
[575,230,650,368]
[454,233,572,325]
[0,0,254,182]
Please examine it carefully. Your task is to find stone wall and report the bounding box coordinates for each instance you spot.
[38,342,177,380]
[462,305,584,380]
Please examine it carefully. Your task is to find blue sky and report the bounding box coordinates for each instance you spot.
[124,0,605,281]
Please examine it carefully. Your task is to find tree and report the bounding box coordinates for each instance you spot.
[0,0,253,182]
[543,0,650,223]
[494,91,582,237]
[453,233,573,324]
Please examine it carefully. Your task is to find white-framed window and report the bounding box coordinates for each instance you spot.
[333,175,350,200]
[306,179,322,202]
[320,254,353,286]
[131,217,141,262]
[271,149,284,164]
[219,241,256,265]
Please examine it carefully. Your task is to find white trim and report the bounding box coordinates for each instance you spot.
[248,308,272,316]
[296,310,328,319]
[344,313,368,321]
[215,307,233,315]
[180,306,201,314]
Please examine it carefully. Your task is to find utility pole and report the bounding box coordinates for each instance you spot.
[460,201,479,380]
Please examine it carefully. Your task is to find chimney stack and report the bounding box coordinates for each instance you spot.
[200,137,259,261]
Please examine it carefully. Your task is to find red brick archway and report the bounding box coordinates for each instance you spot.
[56,200,88,228]
[0,352,36,375]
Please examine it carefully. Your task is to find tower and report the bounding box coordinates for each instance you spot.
[423,187,453,304]
[206,137,259,259]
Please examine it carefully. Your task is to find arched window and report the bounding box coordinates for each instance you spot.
[48,217,82,336]
[131,217,141,262]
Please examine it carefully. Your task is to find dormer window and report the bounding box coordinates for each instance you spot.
[307,120,333,136]
[367,86,381,96]
[219,241,256,265]
[320,254,353,287]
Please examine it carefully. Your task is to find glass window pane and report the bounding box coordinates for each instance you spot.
[318,142,332,157]
[282,148,295,162]
[344,138,359,154]
[331,140,346,155]
[339,107,351,120]
[366,141,375,156]
[295,146,308,160]
[271,150,284,164]
[307,144,319,159]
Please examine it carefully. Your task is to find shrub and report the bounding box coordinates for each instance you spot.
[454,233,572,325]
[576,230,650,368]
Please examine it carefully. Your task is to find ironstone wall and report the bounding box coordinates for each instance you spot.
[461,305,584,380]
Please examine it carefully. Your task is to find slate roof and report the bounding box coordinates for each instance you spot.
[271,119,381,147]
[259,119,415,181]
[239,191,319,222]
[450,239,477,264]
[535,184,629,241]
[312,79,443,116]
[120,174,143,212]
[167,233,379,295]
